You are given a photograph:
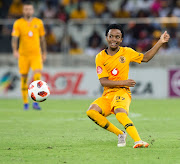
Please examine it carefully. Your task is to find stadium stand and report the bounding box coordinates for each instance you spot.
[0,0,180,67]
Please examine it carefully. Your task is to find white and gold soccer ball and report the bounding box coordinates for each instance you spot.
[28,80,50,102]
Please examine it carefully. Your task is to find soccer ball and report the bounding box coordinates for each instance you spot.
[28,80,50,102]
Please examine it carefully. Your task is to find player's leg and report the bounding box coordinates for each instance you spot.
[115,108,149,148]
[33,69,41,81]
[113,89,149,148]
[18,55,30,110]
[31,69,42,110]
[31,55,43,110]
[20,74,29,110]
[86,97,124,137]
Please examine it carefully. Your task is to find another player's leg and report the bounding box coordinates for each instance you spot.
[115,108,149,148]
[20,74,29,110]
[31,53,43,110]
[32,70,42,110]
[86,104,126,146]
[18,55,30,110]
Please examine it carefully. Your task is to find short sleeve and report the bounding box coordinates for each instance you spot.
[39,20,45,36]
[11,21,20,37]
[129,48,144,64]
[95,54,109,79]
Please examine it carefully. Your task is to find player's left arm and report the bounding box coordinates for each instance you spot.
[40,35,47,62]
[142,31,170,62]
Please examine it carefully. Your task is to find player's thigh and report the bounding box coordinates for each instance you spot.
[90,96,112,117]
[30,55,43,71]
[18,55,30,74]
[111,89,131,115]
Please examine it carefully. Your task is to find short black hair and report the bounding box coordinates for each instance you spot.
[23,1,33,5]
[105,24,124,38]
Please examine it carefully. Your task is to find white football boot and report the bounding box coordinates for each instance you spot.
[117,131,127,147]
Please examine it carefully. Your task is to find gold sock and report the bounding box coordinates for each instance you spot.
[33,72,41,81]
[116,113,141,142]
[87,110,123,135]
[21,76,28,104]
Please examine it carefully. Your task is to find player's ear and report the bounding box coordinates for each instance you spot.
[120,38,123,43]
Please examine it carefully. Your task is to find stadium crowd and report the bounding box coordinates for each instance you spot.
[0,0,180,55]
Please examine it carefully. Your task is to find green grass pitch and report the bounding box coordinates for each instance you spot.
[0,99,180,164]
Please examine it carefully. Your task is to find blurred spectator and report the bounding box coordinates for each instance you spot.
[136,30,152,52]
[114,3,130,18]
[0,0,10,18]
[61,0,78,6]
[92,0,106,18]
[65,0,78,15]
[136,0,153,12]
[152,30,161,46]
[1,15,14,36]
[8,0,23,18]
[161,11,178,30]
[85,30,102,56]
[45,25,60,52]
[56,4,69,22]
[172,0,180,17]
[70,2,87,19]
[40,0,56,19]
[136,9,149,17]
[85,41,101,57]
[101,3,112,18]
[69,37,83,55]
[88,30,102,48]
[151,0,161,16]
[159,0,171,17]
[120,0,135,16]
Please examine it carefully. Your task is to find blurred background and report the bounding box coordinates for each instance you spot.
[0,0,180,99]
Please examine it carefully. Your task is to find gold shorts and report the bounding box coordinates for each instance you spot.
[18,55,43,74]
[91,88,131,117]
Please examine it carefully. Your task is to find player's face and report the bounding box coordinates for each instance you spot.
[106,29,123,50]
[23,5,34,19]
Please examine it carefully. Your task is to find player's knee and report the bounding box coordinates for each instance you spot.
[86,110,92,117]
[33,72,41,81]
[114,108,128,115]
[21,74,28,78]
[86,109,100,118]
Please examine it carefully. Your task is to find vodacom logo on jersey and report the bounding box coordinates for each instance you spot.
[111,68,119,76]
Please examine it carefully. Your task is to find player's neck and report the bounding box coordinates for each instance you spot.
[106,47,120,56]
[24,16,33,22]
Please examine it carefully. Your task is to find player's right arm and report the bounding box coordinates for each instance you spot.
[11,36,19,59]
[96,53,136,88]
[99,77,136,87]
[11,20,20,59]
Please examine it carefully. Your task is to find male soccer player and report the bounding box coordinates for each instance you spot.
[11,1,47,110]
[86,24,170,148]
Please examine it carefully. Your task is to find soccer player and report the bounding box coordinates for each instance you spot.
[11,1,47,110]
[86,24,170,148]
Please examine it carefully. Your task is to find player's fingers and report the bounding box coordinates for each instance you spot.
[164,31,167,34]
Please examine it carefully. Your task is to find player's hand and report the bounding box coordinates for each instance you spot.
[13,51,19,59]
[160,31,170,43]
[124,79,136,87]
[42,53,47,62]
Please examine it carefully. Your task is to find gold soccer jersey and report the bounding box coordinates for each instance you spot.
[95,47,144,96]
[11,17,45,56]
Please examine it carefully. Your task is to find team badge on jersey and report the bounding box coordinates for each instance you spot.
[28,31,33,37]
[97,66,103,74]
[119,56,126,63]
[111,68,119,76]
